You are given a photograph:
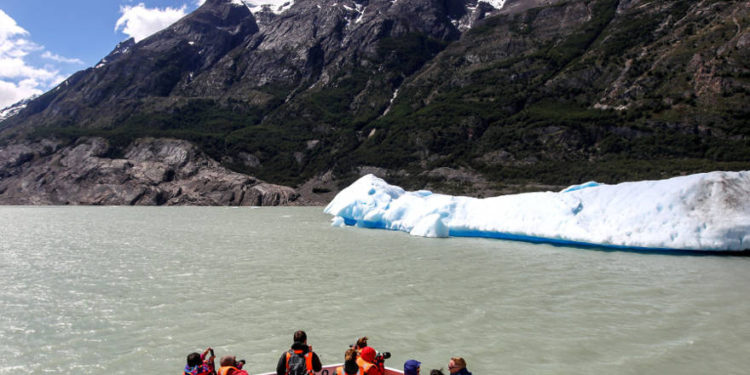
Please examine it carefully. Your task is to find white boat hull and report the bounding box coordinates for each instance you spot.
[256,363,404,375]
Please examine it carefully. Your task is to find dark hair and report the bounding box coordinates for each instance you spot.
[294,330,307,343]
[187,352,201,367]
[355,336,368,349]
[430,370,445,375]
[344,348,357,362]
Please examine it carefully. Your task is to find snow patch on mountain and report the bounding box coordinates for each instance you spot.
[244,0,295,14]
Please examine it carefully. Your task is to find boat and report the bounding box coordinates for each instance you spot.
[256,363,404,375]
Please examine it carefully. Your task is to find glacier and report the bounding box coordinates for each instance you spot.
[323,171,750,252]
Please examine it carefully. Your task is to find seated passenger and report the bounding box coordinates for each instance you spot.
[184,347,215,375]
[218,355,248,375]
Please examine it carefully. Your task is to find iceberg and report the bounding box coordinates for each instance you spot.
[323,171,750,252]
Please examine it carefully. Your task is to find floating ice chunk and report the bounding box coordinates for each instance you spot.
[410,213,449,238]
[324,172,750,251]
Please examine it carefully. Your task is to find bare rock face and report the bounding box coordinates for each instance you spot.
[0,137,298,206]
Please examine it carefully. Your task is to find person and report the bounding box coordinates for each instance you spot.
[335,348,361,375]
[184,347,216,375]
[354,336,369,352]
[276,330,323,375]
[404,359,421,375]
[217,355,248,375]
[448,357,471,375]
[430,370,445,375]
[356,346,384,375]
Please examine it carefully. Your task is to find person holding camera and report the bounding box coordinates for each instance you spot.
[276,330,322,375]
[217,355,248,375]
[184,347,216,375]
[356,346,387,375]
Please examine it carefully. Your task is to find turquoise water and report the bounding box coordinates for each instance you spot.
[1,206,749,374]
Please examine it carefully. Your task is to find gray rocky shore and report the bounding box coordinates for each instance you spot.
[0,137,304,206]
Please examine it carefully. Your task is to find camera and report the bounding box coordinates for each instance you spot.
[236,359,246,369]
[375,352,391,362]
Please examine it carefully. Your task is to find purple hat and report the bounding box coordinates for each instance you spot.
[404,359,421,375]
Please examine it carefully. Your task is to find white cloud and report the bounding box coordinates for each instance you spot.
[0,79,42,109]
[115,3,188,43]
[41,51,84,65]
[0,9,75,108]
[0,9,27,40]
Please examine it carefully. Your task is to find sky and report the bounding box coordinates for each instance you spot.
[0,0,290,109]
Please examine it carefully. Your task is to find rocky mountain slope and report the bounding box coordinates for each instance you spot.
[1,0,748,204]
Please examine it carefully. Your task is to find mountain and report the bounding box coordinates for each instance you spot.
[1,0,748,205]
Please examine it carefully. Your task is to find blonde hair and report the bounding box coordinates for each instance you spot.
[450,357,466,369]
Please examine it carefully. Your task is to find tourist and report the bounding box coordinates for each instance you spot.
[430,370,445,375]
[276,330,323,375]
[218,355,248,375]
[354,336,368,351]
[184,347,215,375]
[356,346,384,375]
[404,359,421,375]
[448,357,471,375]
[336,348,361,375]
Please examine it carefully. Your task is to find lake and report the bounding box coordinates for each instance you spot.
[1,206,749,374]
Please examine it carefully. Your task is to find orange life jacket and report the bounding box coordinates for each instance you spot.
[356,357,376,374]
[285,349,314,375]
[217,366,239,375]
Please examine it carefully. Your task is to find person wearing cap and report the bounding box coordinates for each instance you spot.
[276,330,323,375]
[448,357,471,375]
[404,359,421,375]
[217,355,248,375]
[356,346,384,375]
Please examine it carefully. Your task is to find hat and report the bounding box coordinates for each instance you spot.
[360,346,376,363]
[404,359,421,375]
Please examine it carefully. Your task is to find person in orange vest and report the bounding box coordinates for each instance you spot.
[335,348,361,375]
[356,347,384,375]
[217,355,248,375]
[184,347,216,375]
[276,330,322,375]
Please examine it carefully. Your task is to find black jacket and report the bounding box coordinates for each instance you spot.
[276,342,322,375]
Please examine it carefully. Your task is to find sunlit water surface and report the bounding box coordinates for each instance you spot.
[1,207,749,374]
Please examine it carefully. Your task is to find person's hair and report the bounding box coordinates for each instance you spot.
[430,370,445,375]
[220,355,236,367]
[294,330,307,343]
[355,336,368,349]
[187,352,201,367]
[450,357,466,369]
[344,348,357,362]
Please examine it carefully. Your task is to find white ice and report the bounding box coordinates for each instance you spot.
[324,171,750,251]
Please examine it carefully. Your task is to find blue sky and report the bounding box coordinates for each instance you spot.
[0,0,208,108]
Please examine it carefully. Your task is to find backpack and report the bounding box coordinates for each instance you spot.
[286,350,312,375]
